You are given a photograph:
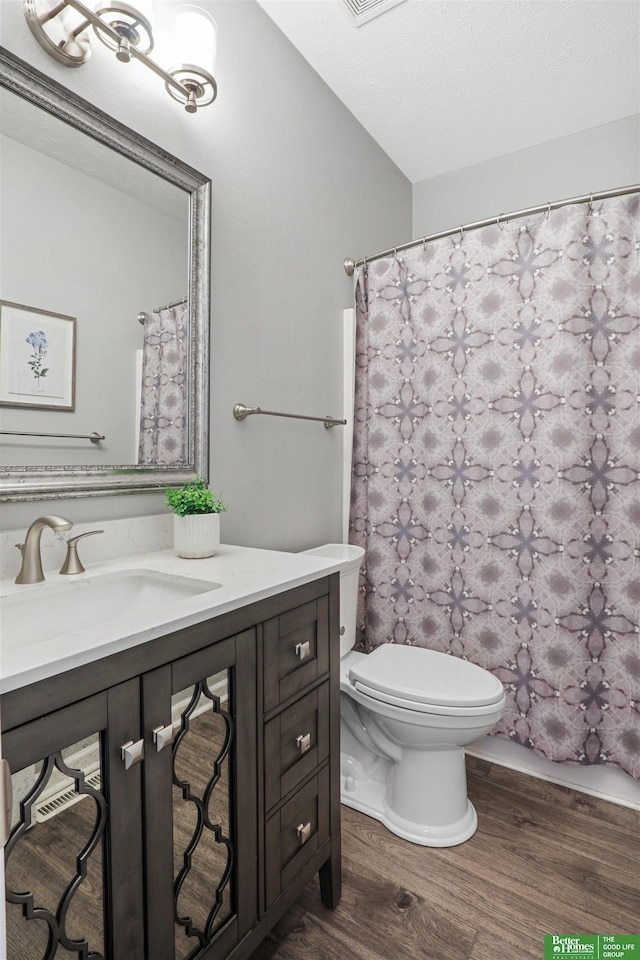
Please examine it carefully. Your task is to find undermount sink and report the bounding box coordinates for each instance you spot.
[2,569,222,647]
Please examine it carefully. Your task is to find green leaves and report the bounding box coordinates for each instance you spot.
[165,476,227,517]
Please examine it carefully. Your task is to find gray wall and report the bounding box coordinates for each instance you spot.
[0,0,411,547]
[412,115,640,237]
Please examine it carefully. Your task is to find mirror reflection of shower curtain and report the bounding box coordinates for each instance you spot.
[350,192,639,780]
[138,302,187,465]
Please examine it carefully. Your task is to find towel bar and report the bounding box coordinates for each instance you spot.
[233,403,346,430]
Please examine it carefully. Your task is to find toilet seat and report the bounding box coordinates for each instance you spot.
[349,644,505,717]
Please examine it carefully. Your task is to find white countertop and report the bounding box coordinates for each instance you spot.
[0,543,349,695]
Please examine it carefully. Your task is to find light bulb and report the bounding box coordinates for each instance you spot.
[171,4,216,75]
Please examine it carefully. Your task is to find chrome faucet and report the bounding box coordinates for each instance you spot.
[15,515,73,584]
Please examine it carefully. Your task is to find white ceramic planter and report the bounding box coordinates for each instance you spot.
[173,513,220,559]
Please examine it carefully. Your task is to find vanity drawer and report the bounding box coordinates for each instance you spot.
[263,597,329,711]
[264,683,330,812]
[264,766,330,909]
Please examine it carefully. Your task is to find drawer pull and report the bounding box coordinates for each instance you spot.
[121,739,145,770]
[296,733,311,755]
[152,723,177,753]
[296,821,311,844]
[295,640,311,661]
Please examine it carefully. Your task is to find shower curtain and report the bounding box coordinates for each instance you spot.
[350,193,640,779]
[138,302,188,465]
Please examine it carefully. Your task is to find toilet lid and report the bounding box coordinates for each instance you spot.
[348,644,504,708]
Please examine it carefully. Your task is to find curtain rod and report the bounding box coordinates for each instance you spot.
[343,183,640,276]
[137,296,187,324]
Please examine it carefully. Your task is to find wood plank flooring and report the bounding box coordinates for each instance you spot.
[250,757,640,960]
[6,752,638,959]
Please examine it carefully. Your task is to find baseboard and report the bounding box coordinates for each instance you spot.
[466,735,640,810]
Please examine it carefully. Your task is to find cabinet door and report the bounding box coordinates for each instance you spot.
[143,629,257,960]
[2,679,144,960]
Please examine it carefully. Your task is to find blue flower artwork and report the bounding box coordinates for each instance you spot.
[25,329,49,385]
[0,301,75,409]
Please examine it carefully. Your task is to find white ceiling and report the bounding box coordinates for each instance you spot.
[257,0,640,184]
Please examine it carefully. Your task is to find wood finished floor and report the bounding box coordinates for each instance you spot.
[251,757,640,960]
[6,754,638,959]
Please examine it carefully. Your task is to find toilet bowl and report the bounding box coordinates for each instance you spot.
[302,544,506,847]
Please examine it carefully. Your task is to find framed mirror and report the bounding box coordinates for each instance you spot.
[0,46,210,502]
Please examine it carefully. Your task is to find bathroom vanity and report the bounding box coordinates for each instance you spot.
[0,546,342,960]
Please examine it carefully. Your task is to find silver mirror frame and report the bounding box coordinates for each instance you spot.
[0,46,210,502]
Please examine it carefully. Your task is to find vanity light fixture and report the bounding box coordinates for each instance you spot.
[23,0,217,113]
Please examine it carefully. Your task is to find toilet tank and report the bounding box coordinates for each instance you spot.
[300,543,364,658]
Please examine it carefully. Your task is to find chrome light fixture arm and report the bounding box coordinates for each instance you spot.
[24,0,217,112]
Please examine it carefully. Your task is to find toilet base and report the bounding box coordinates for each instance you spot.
[340,759,478,847]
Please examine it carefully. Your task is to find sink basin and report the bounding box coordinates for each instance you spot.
[2,569,221,647]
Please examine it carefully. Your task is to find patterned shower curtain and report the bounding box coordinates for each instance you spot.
[350,193,640,779]
[138,302,188,465]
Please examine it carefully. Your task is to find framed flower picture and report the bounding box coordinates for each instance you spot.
[0,300,76,410]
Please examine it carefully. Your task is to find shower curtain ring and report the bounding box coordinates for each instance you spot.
[496,213,504,231]
[459,225,464,243]
[545,202,551,220]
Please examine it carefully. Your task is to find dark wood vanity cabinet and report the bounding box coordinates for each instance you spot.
[260,594,339,915]
[1,574,341,960]
[2,678,147,958]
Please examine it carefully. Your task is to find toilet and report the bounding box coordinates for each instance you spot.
[302,544,506,847]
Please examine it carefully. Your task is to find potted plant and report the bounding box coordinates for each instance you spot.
[165,476,227,559]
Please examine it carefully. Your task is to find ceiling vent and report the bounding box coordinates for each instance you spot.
[341,0,407,27]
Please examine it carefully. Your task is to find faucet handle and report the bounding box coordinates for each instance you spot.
[60,530,104,576]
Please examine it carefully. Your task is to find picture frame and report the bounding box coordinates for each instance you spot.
[0,300,76,411]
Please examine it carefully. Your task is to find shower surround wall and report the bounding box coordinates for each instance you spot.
[350,192,640,780]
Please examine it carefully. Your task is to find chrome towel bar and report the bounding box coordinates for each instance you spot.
[233,403,346,430]
[1,430,105,443]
